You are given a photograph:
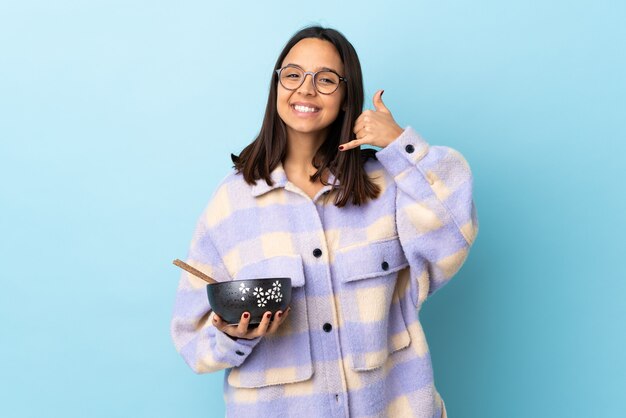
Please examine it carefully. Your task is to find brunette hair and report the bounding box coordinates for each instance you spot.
[231,25,381,207]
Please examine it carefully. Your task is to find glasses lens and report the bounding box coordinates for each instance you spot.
[280,67,304,90]
[315,71,340,94]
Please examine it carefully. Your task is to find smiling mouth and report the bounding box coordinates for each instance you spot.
[291,104,320,113]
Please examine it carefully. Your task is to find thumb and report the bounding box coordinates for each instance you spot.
[373,89,390,113]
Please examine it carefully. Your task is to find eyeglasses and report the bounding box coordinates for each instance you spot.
[275,64,347,95]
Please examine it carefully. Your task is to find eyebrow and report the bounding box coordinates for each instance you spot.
[285,63,340,73]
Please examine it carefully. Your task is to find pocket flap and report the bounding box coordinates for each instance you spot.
[335,237,409,283]
[235,254,305,287]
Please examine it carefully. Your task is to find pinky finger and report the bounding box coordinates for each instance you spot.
[339,140,361,151]
[267,310,286,334]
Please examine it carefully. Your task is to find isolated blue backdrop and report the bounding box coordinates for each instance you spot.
[1,1,624,417]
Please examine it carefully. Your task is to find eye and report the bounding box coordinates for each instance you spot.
[281,66,303,79]
[319,77,337,85]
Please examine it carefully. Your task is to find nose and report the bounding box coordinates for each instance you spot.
[296,72,316,95]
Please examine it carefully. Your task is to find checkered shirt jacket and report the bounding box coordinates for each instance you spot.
[171,126,478,418]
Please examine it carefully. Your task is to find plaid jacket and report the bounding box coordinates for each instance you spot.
[170,126,478,418]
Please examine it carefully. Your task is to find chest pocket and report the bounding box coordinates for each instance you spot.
[226,254,313,388]
[334,236,412,371]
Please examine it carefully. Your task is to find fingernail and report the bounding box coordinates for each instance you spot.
[277,311,282,317]
[243,313,249,319]
[266,312,271,318]
[381,90,384,97]
[338,145,344,150]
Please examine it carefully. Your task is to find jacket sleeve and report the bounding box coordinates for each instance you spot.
[170,202,262,374]
[375,126,479,307]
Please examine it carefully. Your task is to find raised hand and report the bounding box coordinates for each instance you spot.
[339,89,404,151]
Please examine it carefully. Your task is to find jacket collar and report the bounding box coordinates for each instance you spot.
[251,161,340,197]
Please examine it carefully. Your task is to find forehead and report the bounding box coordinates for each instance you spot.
[281,38,344,73]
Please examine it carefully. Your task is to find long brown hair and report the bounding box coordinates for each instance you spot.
[231,25,381,207]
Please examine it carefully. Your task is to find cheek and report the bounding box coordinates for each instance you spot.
[325,98,343,118]
[331,88,345,111]
[276,91,290,116]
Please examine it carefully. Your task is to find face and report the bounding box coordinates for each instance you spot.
[276,38,346,141]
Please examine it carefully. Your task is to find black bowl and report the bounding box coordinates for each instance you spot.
[206,277,292,326]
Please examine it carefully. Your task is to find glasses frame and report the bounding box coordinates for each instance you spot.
[275,64,348,95]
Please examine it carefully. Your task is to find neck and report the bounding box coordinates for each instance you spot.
[283,128,328,176]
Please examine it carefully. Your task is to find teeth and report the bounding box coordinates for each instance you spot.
[293,105,319,113]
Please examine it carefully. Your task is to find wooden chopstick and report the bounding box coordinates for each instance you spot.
[172,259,218,284]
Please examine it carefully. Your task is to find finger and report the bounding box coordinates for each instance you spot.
[236,312,251,336]
[212,313,223,329]
[353,112,365,128]
[213,313,235,337]
[353,125,367,140]
[339,139,364,151]
[353,111,375,134]
[277,307,291,325]
[266,311,281,335]
[252,311,272,337]
[353,120,365,135]
[267,309,288,335]
[373,89,390,113]
[278,306,292,326]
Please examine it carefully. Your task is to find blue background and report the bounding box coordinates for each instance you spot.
[1,1,624,417]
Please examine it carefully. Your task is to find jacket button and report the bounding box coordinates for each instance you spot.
[313,248,322,258]
[323,323,332,332]
[235,350,245,356]
[405,144,415,153]
[381,261,389,271]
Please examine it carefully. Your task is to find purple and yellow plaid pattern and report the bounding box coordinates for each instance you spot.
[171,126,478,417]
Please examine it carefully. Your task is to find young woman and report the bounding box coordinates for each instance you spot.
[171,25,478,418]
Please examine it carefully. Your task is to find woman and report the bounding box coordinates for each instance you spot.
[171,25,478,418]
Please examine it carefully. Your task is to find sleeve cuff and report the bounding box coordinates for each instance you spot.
[209,314,263,367]
[375,126,430,177]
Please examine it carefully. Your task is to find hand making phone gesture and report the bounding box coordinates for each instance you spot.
[339,89,405,152]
